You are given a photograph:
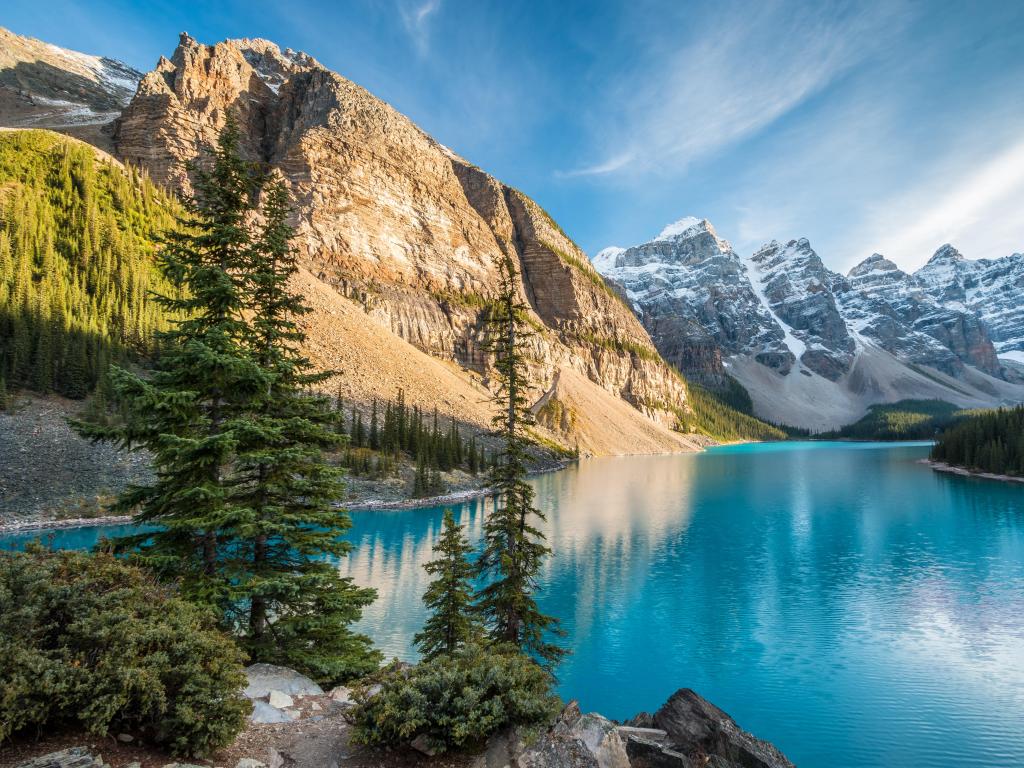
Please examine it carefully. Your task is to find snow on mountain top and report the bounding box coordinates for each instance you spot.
[654,216,702,241]
[927,244,964,263]
[848,253,902,278]
[592,246,625,272]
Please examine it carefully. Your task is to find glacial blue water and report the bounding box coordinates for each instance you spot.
[4,441,1024,768]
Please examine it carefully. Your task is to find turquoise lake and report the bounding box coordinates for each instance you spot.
[4,441,1024,767]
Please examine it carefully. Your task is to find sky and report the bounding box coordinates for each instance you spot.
[5,0,1024,272]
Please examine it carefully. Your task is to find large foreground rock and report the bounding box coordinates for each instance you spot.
[517,702,629,768]
[15,749,108,768]
[648,689,794,768]
[243,663,324,698]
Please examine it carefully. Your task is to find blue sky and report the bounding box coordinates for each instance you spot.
[5,0,1024,271]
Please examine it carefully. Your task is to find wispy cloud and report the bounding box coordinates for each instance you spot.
[854,138,1024,271]
[565,1,910,178]
[400,0,441,56]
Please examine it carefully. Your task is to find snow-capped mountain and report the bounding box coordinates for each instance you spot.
[595,218,1024,430]
[912,245,1024,365]
[0,26,141,149]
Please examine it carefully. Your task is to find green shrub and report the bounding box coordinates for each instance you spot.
[351,644,560,753]
[0,547,250,757]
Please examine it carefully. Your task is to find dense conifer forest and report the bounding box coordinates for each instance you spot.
[0,130,180,399]
[821,400,977,441]
[930,405,1024,476]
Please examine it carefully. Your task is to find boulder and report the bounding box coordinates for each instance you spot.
[244,663,324,698]
[518,736,598,768]
[470,727,523,768]
[15,749,108,768]
[268,690,294,709]
[518,702,628,768]
[624,737,694,768]
[234,760,268,768]
[251,699,301,724]
[651,689,794,768]
[411,733,440,756]
[328,685,353,705]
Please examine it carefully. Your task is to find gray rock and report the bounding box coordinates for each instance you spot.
[116,733,133,743]
[251,699,301,724]
[410,733,439,756]
[327,685,352,705]
[15,748,108,768]
[652,688,794,768]
[268,690,294,709]
[615,726,668,743]
[471,727,522,768]
[624,737,694,768]
[518,736,598,768]
[244,663,324,698]
[518,702,627,768]
[234,759,268,768]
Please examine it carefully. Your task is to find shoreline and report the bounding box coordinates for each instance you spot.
[0,462,571,535]
[921,459,1024,485]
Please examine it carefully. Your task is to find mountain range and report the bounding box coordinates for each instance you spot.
[0,26,720,455]
[2,25,1021,439]
[594,218,1024,430]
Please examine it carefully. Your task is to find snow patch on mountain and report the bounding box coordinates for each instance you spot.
[592,246,625,272]
[655,216,702,241]
[741,249,806,359]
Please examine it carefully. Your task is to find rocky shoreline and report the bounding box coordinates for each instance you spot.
[923,459,1024,485]
[4,663,795,768]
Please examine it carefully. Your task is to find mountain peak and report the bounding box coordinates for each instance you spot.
[592,246,626,272]
[654,216,704,242]
[928,244,964,264]
[848,252,902,278]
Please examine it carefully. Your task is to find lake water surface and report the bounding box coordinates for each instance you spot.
[5,442,1024,768]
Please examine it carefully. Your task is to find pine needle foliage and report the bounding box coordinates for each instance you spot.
[0,130,180,398]
[76,120,378,684]
[475,255,564,668]
[931,405,1024,476]
[414,509,481,661]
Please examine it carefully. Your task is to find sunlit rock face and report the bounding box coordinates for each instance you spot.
[596,218,1024,429]
[111,33,696,447]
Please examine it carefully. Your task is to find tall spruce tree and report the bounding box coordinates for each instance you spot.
[78,123,378,683]
[475,255,564,667]
[414,509,480,660]
[225,173,379,681]
[78,116,263,604]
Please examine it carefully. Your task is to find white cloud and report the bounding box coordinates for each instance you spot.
[566,1,910,178]
[853,138,1024,271]
[400,0,441,56]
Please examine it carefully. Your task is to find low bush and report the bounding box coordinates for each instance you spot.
[0,546,250,757]
[351,644,560,753]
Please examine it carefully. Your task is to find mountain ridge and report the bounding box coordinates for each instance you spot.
[0,26,766,454]
[595,218,1024,430]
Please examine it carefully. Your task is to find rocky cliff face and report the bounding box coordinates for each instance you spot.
[596,218,1024,430]
[112,34,690,447]
[0,26,141,150]
[912,245,1024,365]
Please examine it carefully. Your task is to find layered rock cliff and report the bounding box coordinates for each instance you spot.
[111,34,693,452]
[0,26,141,150]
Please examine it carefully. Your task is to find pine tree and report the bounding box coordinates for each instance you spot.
[75,122,379,682]
[225,172,379,681]
[369,398,380,450]
[77,116,262,602]
[414,509,481,660]
[475,255,564,667]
